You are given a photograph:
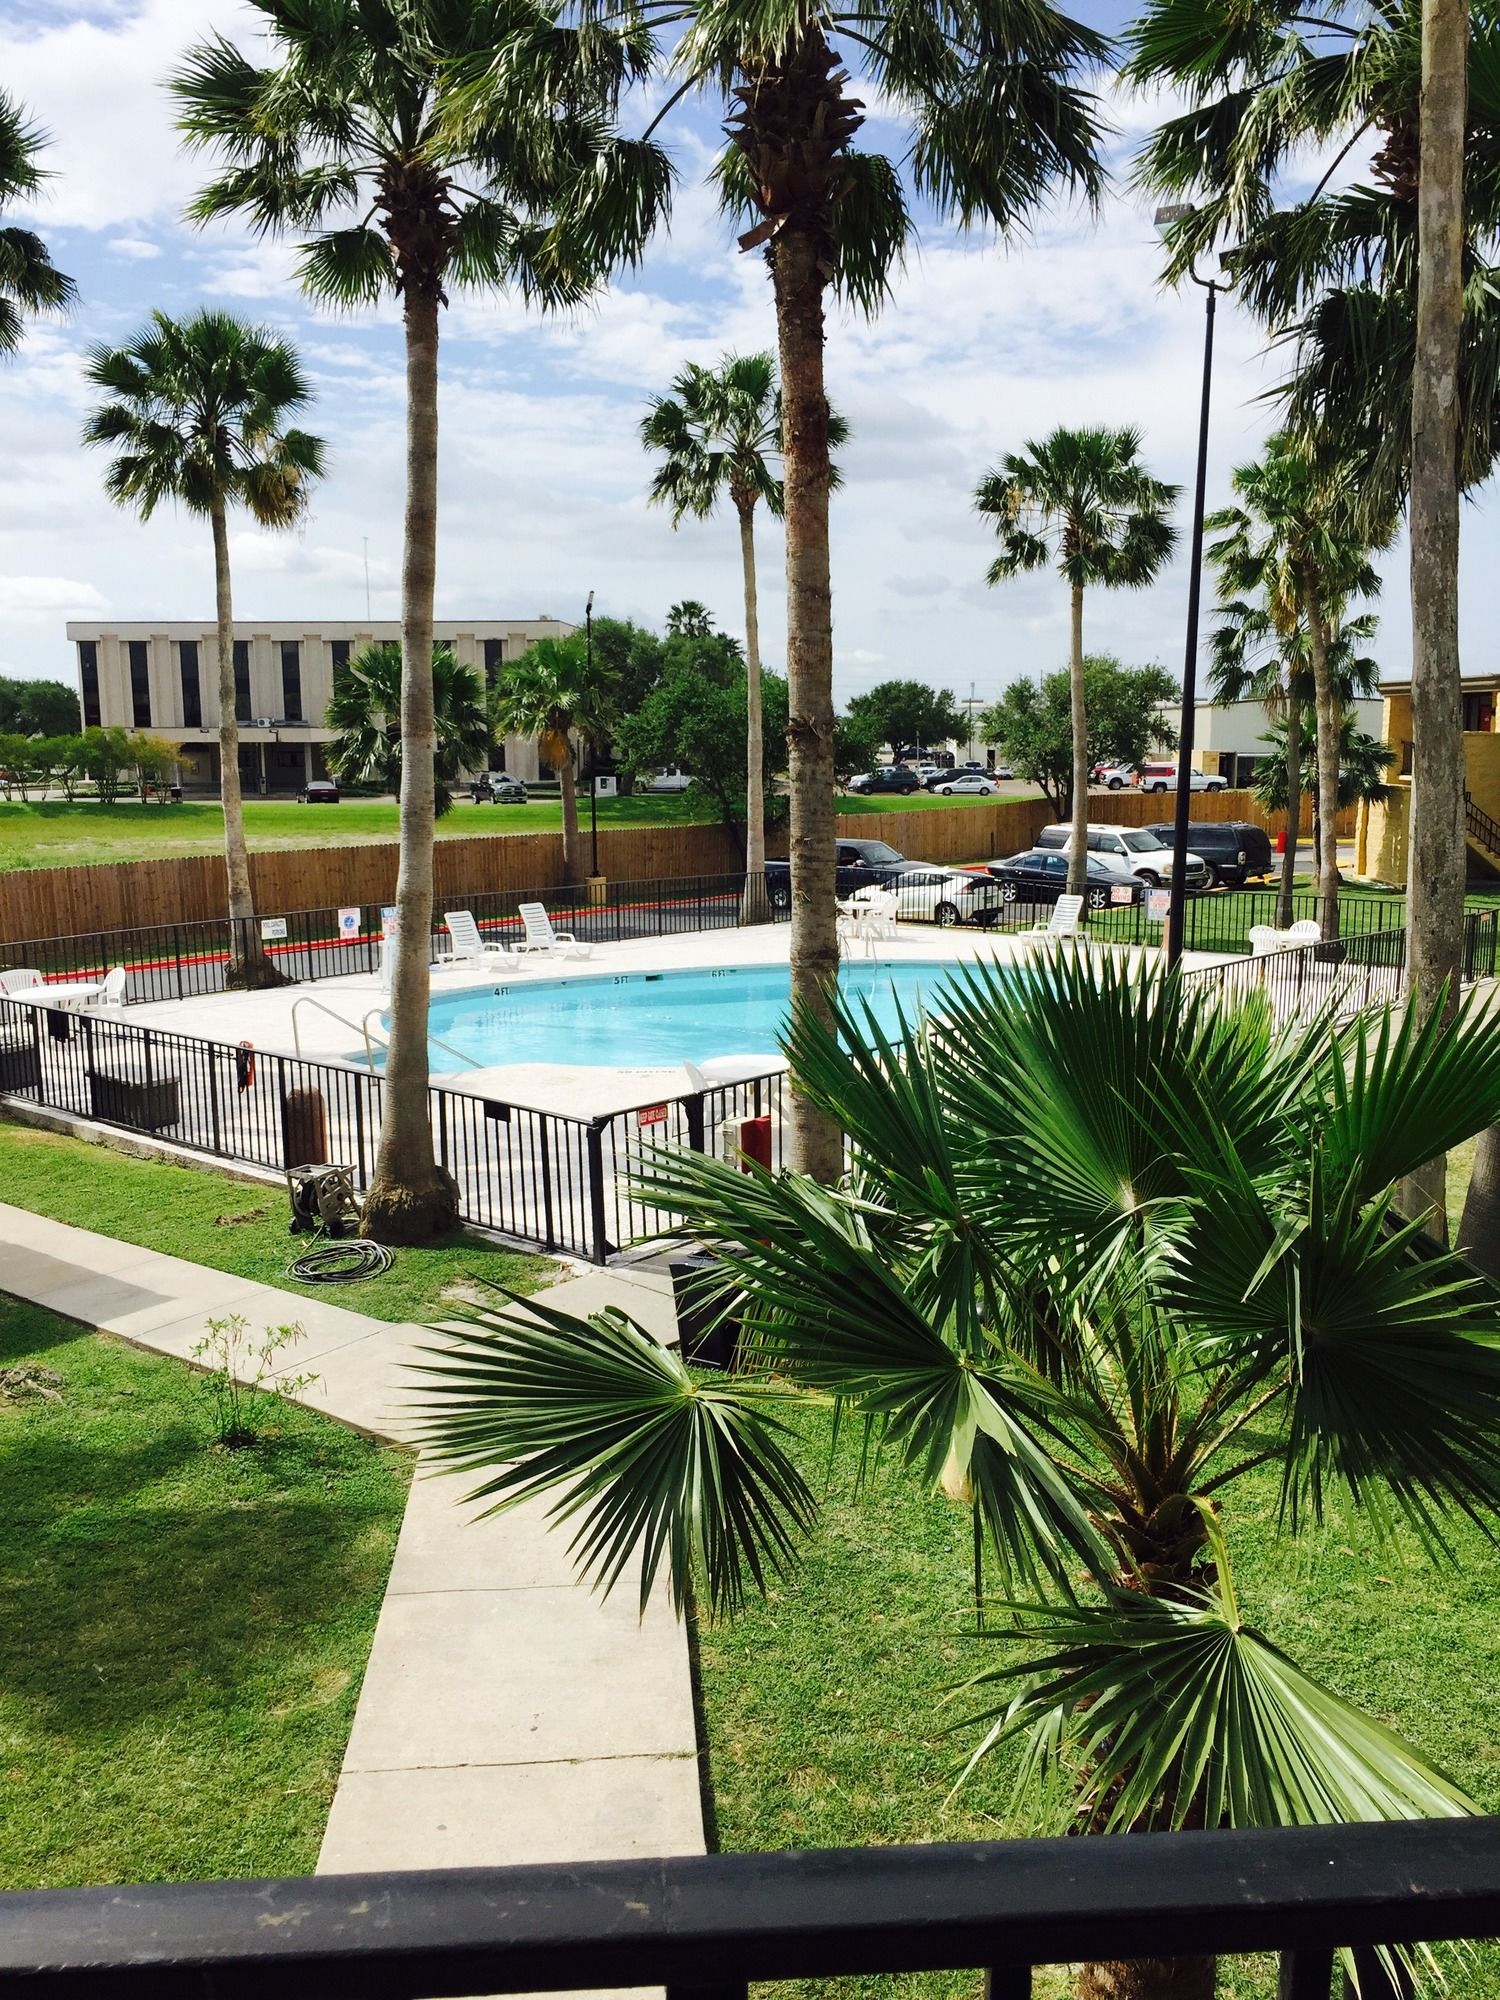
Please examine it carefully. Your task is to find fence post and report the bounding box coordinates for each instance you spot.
[685,1091,707,1153]
[585,1118,610,1263]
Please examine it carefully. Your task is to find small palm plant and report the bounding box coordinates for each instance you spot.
[414,952,1500,2000]
[975,429,1178,908]
[0,90,75,355]
[491,636,614,883]
[641,353,848,908]
[327,642,491,818]
[82,310,324,988]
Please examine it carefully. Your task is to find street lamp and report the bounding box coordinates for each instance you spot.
[585,590,598,878]
[1156,203,1218,972]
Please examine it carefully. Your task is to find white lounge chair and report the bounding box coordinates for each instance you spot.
[515,902,592,960]
[1018,893,1084,943]
[443,910,525,968]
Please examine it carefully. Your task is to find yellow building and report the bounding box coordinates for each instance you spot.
[1365,674,1500,884]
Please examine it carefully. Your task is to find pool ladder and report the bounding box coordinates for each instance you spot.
[289,996,481,1074]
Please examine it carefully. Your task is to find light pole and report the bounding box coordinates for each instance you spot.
[585,590,598,879]
[1157,204,1218,972]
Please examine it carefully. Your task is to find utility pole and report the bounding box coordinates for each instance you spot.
[362,537,371,622]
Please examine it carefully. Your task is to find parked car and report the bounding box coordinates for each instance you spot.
[1096,764,1137,790]
[1034,822,1212,893]
[469,772,528,804]
[646,766,694,793]
[991,762,1015,780]
[1142,819,1273,888]
[299,779,341,804]
[1135,761,1228,794]
[847,765,923,796]
[926,771,999,797]
[764,838,925,911]
[989,848,1145,915]
[890,866,1006,928]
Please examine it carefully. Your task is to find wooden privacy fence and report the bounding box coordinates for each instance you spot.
[0,789,1347,941]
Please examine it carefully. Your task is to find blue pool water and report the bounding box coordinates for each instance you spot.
[422,960,967,1070]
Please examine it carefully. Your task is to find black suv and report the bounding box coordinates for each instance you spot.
[1141,820,1273,888]
[847,765,922,796]
[764,838,922,911]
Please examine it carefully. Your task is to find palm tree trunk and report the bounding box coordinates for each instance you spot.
[1068,579,1089,908]
[737,494,767,923]
[211,498,278,990]
[771,220,842,1182]
[1277,697,1302,930]
[1076,1957,1215,2000]
[1402,0,1469,1237]
[362,281,458,1245]
[1303,568,1342,943]
[1459,1124,1500,1277]
[559,752,581,884]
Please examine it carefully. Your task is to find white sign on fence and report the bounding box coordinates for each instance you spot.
[260,917,288,941]
[338,906,360,940]
[1146,888,1171,925]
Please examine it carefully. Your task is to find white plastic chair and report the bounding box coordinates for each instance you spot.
[853,885,899,939]
[443,910,523,967]
[89,966,128,1012]
[1249,921,1320,957]
[1285,919,1321,946]
[1019,893,1084,942]
[0,969,44,996]
[515,902,592,959]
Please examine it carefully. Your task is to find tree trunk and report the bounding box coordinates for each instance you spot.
[211,499,279,990]
[1304,567,1342,943]
[362,281,458,1245]
[1276,697,1302,930]
[1459,1123,1500,1277]
[559,751,581,885]
[738,494,767,923]
[1401,0,1469,1236]
[771,219,842,1182]
[1076,1955,1216,2000]
[1067,579,1089,909]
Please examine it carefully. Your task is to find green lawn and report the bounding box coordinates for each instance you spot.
[0,789,1030,871]
[0,1123,555,1321]
[697,1400,1500,2000]
[0,1293,410,1888]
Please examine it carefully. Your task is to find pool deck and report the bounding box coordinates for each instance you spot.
[126,922,1204,1120]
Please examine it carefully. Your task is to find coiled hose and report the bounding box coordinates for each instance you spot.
[287,1239,394,1284]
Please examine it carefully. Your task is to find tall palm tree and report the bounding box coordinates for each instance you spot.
[455,0,1108,1181]
[82,310,323,989]
[414,953,1500,2000]
[0,91,75,355]
[1204,439,1379,942]
[491,635,614,884]
[327,642,492,817]
[641,353,848,913]
[174,0,666,1242]
[975,427,1178,906]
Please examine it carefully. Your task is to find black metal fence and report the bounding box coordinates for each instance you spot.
[0,992,781,1263]
[1183,911,1499,1020]
[5,1817,1499,1998]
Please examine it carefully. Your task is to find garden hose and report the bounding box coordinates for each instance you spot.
[288,1238,394,1285]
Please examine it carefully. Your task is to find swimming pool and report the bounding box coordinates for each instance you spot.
[420,959,967,1071]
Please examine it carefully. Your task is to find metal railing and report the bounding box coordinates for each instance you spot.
[1466,793,1500,859]
[1183,911,1498,1022]
[4,1818,1499,1997]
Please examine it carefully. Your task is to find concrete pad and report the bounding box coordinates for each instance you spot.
[339,1583,696,1773]
[0,1206,158,1276]
[317,1753,704,1872]
[388,1474,588,1596]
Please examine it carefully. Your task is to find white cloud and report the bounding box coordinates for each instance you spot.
[0,576,108,620]
[108,235,162,259]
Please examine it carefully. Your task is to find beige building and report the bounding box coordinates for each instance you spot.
[1366,673,1500,884]
[1155,695,1383,788]
[64,617,573,794]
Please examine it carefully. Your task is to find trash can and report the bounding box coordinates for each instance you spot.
[668,1251,743,1372]
[282,1085,328,1168]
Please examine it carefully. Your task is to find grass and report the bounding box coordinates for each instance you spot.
[0,1122,556,1322]
[696,1401,1500,2000]
[0,789,1029,871]
[0,1293,410,1887]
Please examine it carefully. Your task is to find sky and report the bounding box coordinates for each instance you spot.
[1,0,1495,712]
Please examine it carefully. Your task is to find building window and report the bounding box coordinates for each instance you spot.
[280,640,303,721]
[78,641,100,729]
[330,638,351,675]
[178,640,202,730]
[128,640,152,728]
[234,640,252,722]
[1400,739,1414,776]
[1462,691,1495,733]
[483,637,503,690]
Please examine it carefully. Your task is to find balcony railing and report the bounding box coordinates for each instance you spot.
[4,1821,1500,1998]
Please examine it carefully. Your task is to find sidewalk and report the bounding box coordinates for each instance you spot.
[0,1203,706,1875]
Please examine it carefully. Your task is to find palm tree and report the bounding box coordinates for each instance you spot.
[327,642,491,817]
[174,0,665,1242]
[0,91,75,355]
[1204,439,1380,942]
[413,952,1500,2000]
[82,310,323,989]
[456,0,1107,1181]
[491,635,613,884]
[975,428,1178,906]
[641,353,848,914]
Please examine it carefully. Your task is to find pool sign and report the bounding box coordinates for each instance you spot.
[381,905,400,936]
[260,916,288,940]
[1146,887,1171,924]
[338,907,360,940]
[1110,884,1134,905]
[637,1103,668,1129]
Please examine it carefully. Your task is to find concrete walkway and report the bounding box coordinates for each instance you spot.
[0,1204,706,1876]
